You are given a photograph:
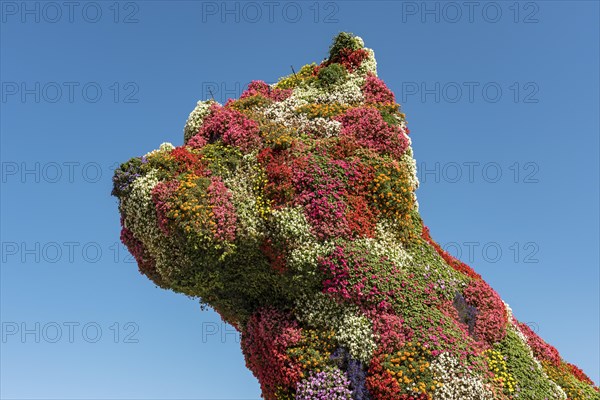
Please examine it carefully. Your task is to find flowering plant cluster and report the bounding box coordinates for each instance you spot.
[484,349,516,394]
[296,367,354,400]
[112,33,599,399]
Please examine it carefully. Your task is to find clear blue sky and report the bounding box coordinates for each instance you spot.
[1,1,598,398]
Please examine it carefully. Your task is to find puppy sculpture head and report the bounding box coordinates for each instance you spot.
[112,33,598,400]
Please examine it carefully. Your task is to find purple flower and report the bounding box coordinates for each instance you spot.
[330,348,371,400]
[453,291,478,336]
[296,367,353,400]
[111,157,144,198]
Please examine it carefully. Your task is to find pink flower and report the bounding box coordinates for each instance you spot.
[151,180,179,235]
[515,319,561,366]
[362,74,396,104]
[336,107,408,159]
[189,103,261,152]
[463,280,508,345]
[207,177,237,242]
[241,308,303,399]
[240,80,292,102]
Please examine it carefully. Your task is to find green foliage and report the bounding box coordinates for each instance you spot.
[484,349,517,395]
[378,106,403,126]
[275,63,318,89]
[494,328,563,399]
[181,239,298,326]
[382,341,441,395]
[329,32,363,62]
[404,238,469,299]
[288,329,336,371]
[113,32,599,398]
[317,63,348,87]
[229,94,273,112]
[198,143,243,178]
[260,120,297,151]
[274,387,295,400]
[542,361,600,400]
[369,158,414,221]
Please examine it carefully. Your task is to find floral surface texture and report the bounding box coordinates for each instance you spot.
[112,33,599,400]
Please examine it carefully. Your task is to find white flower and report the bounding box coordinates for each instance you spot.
[295,293,376,363]
[143,142,175,158]
[223,153,267,242]
[295,292,349,328]
[430,353,494,400]
[509,323,567,399]
[401,146,419,192]
[183,100,215,143]
[355,48,377,76]
[122,169,160,242]
[352,228,412,273]
[268,206,314,244]
[336,313,376,363]
[353,36,365,48]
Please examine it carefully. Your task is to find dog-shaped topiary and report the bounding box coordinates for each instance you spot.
[112,33,599,400]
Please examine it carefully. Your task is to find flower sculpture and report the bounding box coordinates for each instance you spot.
[112,33,599,399]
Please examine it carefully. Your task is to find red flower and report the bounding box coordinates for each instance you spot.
[421,226,482,280]
[241,308,303,400]
[463,280,508,345]
[566,362,596,385]
[362,74,396,104]
[336,107,409,159]
[326,48,370,72]
[120,224,163,286]
[240,80,292,102]
[151,180,179,235]
[516,319,561,366]
[189,103,261,152]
